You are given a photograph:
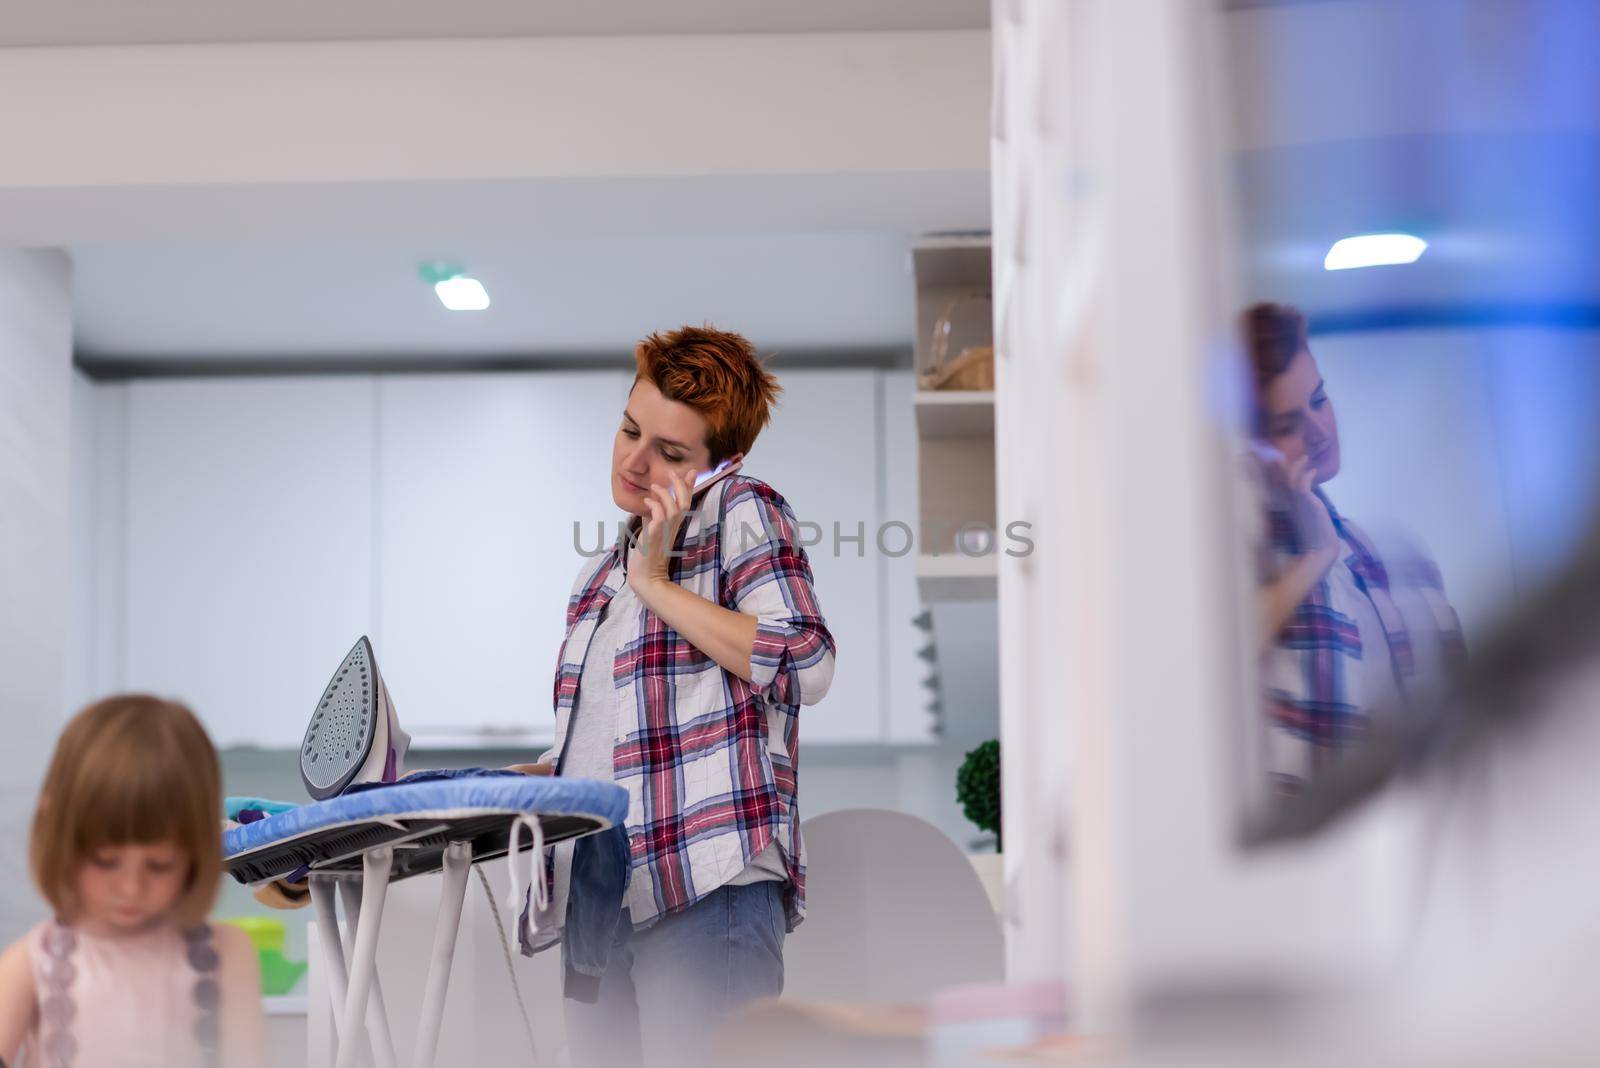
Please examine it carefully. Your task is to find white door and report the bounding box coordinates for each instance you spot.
[375,371,629,748]
[742,368,883,743]
[123,376,378,748]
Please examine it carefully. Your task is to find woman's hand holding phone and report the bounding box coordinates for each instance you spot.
[628,457,742,600]
[629,466,698,596]
[1256,443,1337,559]
[1253,443,1342,647]
[1283,455,1338,559]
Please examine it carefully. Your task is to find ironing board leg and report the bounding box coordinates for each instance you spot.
[310,879,360,1058]
[411,841,473,1068]
[339,879,399,1068]
[336,847,394,1068]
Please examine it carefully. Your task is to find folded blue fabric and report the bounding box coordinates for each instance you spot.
[224,796,298,821]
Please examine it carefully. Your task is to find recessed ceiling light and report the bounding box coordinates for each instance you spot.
[434,276,490,311]
[418,260,490,311]
[1323,233,1428,271]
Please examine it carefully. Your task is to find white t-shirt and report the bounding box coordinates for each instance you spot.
[551,581,784,913]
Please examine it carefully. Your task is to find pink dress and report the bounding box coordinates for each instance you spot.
[20,919,221,1068]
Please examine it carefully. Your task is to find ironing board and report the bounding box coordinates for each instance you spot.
[223,775,628,1068]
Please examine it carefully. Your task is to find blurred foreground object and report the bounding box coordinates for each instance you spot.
[712,998,927,1068]
[929,980,1068,1064]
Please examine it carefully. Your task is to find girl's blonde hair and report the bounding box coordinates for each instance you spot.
[30,695,223,926]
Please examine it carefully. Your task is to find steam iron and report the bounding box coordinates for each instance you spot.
[300,635,412,800]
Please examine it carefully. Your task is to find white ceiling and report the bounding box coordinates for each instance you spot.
[68,124,1600,367]
[0,0,987,47]
[55,1,1599,367]
[71,232,920,363]
[12,7,989,367]
[1238,130,1600,322]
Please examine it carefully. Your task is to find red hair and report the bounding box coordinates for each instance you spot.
[1242,302,1311,433]
[1242,302,1309,393]
[633,325,783,462]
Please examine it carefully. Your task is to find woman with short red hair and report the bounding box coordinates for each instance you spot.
[1245,304,1463,797]
[533,325,836,1065]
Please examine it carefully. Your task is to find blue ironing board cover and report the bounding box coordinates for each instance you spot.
[222,776,627,886]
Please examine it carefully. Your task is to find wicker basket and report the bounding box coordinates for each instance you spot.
[920,345,994,390]
[921,292,994,391]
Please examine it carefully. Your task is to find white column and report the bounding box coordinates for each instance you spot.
[993,0,1251,1027]
[0,248,72,942]
[996,0,1428,1041]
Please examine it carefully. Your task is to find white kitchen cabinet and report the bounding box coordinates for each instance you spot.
[741,369,883,742]
[106,366,899,750]
[880,369,940,743]
[375,372,630,749]
[123,377,379,748]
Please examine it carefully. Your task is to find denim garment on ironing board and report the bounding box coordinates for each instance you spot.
[517,823,630,1003]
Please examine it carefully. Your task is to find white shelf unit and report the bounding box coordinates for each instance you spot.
[912,234,996,604]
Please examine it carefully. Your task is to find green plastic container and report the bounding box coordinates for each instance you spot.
[220,917,308,996]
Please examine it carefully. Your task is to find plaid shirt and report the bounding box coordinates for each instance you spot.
[1259,489,1465,795]
[542,473,835,932]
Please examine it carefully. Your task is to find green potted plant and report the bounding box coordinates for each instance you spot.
[956,740,1003,913]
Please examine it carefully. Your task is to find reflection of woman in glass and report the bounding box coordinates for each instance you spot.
[1245,303,1464,795]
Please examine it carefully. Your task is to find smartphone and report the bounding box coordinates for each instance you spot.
[689,458,742,498]
[1247,439,1286,467]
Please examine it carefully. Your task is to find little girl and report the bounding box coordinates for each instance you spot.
[0,695,265,1068]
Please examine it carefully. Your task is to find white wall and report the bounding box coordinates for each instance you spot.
[0,249,72,941]
[66,370,98,714]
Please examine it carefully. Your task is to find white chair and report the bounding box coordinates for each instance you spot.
[785,808,1005,1003]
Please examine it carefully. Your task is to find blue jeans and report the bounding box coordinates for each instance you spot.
[563,882,787,1068]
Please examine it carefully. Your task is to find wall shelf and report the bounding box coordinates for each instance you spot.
[914,390,995,438]
[916,553,998,602]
